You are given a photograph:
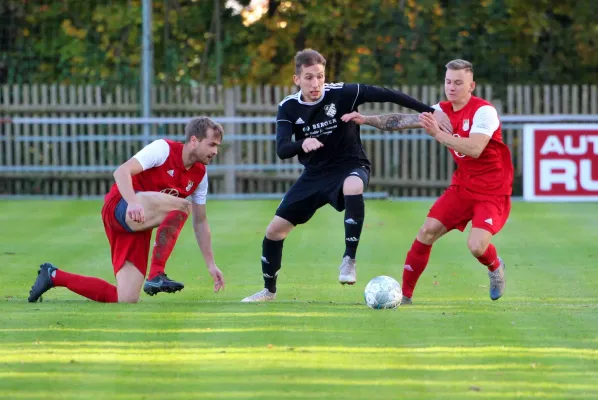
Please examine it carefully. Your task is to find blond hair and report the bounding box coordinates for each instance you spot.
[445,59,474,74]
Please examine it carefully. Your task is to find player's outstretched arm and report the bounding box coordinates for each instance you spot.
[356,84,434,113]
[341,111,421,131]
[191,202,225,292]
[349,84,452,132]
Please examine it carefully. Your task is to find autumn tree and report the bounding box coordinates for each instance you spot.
[0,0,595,85]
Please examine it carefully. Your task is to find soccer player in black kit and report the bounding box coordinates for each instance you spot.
[242,49,451,302]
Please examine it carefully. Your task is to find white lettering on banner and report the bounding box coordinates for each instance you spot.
[539,159,598,191]
[522,124,598,202]
[580,160,598,190]
[540,136,564,155]
[540,135,598,155]
[539,160,577,191]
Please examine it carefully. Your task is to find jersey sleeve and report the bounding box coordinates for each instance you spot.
[349,84,435,113]
[191,173,208,205]
[276,104,303,159]
[276,101,293,124]
[470,105,500,137]
[431,104,442,112]
[332,82,359,110]
[132,139,170,170]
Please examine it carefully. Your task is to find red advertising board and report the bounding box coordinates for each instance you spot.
[523,124,598,201]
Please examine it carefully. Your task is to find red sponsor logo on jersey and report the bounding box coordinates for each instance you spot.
[452,133,466,158]
[160,188,180,197]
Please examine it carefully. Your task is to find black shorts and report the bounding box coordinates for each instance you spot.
[275,165,370,226]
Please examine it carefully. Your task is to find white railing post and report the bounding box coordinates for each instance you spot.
[223,88,236,194]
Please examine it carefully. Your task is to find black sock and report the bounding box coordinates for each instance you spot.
[343,194,365,259]
[262,237,284,293]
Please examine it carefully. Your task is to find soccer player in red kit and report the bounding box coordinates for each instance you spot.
[341,59,513,302]
[28,117,226,303]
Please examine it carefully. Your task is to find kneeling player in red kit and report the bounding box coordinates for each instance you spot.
[28,117,226,303]
[341,59,513,303]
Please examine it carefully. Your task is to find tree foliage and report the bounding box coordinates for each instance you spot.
[0,0,595,86]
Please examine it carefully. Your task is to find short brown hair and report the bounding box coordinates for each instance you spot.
[294,49,326,75]
[184,117,223,143]
[445,59,474,74]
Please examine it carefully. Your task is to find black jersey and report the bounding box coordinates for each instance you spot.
[275,83,435,172]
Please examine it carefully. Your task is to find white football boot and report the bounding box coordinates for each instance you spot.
[241,288,276,302]
[338,256,357,285]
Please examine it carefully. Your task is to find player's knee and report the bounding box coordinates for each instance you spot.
[343,177,364,195]
[265,224,287,241]
[344,184,363,195]
[418,224,442,244]
[117,293,140,303]
[467,239,488,257]
[265,218,291,241]
[165,197,191,215]
[177,199,192,215]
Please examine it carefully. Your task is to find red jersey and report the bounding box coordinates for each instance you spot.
[435,96,513,196]
[105,139,209,204]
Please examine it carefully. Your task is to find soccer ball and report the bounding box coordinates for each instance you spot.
[364,276,402,309]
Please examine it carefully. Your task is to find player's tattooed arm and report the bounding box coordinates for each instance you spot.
[363,114,421,131]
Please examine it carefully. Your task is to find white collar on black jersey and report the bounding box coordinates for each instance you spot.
[297,90,326,106]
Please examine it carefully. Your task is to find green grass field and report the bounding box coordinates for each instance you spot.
[1,199,597,399]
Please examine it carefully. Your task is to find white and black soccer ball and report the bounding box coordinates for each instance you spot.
[364,276,402,309]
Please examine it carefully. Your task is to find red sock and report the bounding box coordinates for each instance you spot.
[402,239,433,298]
[477,244,500,271]
[53,270,118,303]
[148,210,188,280]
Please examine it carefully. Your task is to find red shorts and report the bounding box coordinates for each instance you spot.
[428,185,511,235]
[101,193,152,277]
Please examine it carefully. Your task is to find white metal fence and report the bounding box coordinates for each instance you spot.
[2,115,598,199]
[2,83,597,198]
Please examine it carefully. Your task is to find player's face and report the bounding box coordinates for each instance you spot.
[444,69,475,104]
[192,129,221,165]
[293,64,325,102]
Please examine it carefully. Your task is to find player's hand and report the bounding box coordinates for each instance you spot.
[419,112,443,138]
[207,265,225,293]
[432,110,453,133]
[301,138,324,153]
[340,111,366,125]
[126,202,145,223]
